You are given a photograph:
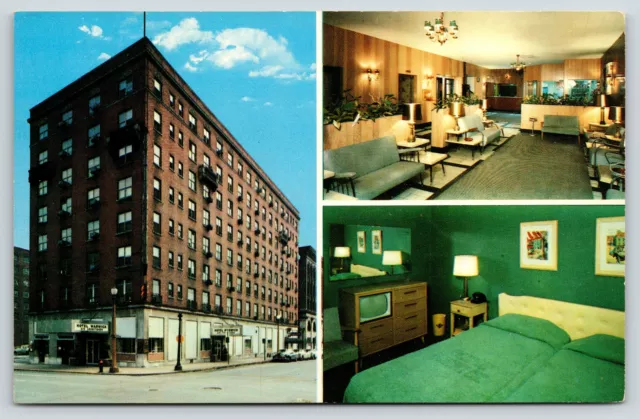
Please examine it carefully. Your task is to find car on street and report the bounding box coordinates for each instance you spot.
[272,349,297,362]
[14,344,30,355]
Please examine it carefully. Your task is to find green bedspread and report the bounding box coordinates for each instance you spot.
[503,334,625,403]
[343,314,570,403]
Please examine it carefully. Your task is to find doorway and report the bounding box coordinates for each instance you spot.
[398,74,416,104]
[212,335,225,361]
[86,339,100,365]
[436,76,455,102]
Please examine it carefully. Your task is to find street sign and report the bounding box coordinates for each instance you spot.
[213,326,242,336]
[72,322,109,333]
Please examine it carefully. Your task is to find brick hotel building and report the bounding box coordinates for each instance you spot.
[27,37,301,367]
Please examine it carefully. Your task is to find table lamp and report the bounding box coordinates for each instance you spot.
[609,106,625,138]
[481,99,488,121]
[596,94,607,125]
[449,101,465,131]
[402,103,423,142]
[382,250,403,275]
[333,246,351,273]
[453,255,478,299]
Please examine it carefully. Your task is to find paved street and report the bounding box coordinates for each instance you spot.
[14,359,318,404]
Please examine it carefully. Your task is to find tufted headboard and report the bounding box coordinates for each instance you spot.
[498,293,625,340]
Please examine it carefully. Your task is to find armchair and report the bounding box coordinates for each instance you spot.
[323,307,359,373]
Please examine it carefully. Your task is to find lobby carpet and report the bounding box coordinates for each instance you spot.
[435,133,594,200]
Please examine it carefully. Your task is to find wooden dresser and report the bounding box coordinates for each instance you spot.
[339,280,428,359]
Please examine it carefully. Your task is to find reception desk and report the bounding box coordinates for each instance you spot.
[486,96,522,112]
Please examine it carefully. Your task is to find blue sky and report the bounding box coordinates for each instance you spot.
[14,12,317,249]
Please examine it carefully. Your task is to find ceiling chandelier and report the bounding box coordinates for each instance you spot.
[511,54,527,71]
[424,12,459,46]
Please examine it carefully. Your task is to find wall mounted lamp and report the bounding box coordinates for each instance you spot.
[366,68,380,82]
[422,75,434,101]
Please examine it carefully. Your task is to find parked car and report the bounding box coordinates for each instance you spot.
[272,349,297,362]
[308,350,317,360]
[14,344,30,355]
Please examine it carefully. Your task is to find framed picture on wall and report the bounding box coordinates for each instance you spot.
[357,231,366,253]
[372,230,382,254]
[595,216,625,277]
[520,220,558,271]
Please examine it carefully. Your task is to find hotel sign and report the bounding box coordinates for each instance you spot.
[213,327,242,336]
[72,322,109,333]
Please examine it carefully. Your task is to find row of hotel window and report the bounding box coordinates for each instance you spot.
[36,85,297,229]
[48,280,296,322]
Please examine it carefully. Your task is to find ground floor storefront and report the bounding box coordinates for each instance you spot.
[28,307,298,367]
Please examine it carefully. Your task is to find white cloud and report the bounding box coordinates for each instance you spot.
[248,65,284,78]
[310,63,317,71]
[264,102,273,106]
[122,16,139,26]
[240,96,255,102]
[214,28,296,69]
[152,18,214,51]
[146,20,172,31]
[184,62,198,72]
[189,50,209,64]
[79,24,104,38]
[97,52,111,61]
[209,46,259,69]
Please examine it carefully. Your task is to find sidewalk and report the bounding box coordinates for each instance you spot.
[14,356,273,376]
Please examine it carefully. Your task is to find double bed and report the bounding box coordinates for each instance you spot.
[343,293,625,403]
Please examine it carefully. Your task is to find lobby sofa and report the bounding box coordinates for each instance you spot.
[541,115,580,142]
[323,135,424,200]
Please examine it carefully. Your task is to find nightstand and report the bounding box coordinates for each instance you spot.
[450,299,488,337]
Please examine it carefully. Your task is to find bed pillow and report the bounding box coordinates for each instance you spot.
[564,334,625,365]
[483,314,571,350]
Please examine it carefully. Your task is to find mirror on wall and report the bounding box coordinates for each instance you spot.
[542,81,564,97]
[329,224,412,281]
[524,81,538,97]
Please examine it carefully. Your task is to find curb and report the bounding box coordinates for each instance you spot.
[14,360,273,376]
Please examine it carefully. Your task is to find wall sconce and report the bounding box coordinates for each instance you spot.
[366,68,380,82]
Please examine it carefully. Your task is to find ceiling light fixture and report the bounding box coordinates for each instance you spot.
[424,12,459,46]
[511,54,527,72]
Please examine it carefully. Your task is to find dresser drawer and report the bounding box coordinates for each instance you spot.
[394,298,426,319]
[394,310,426,329]
[394,318,427,344]
[359,331,394,356]
[393,285,426,303]
[359,317,393,337]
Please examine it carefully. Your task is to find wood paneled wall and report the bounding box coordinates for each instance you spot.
[602,33,625,107]
[323,24,467,123]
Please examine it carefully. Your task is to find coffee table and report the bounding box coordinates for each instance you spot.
[445,130,483,159]
[417,151,448,184]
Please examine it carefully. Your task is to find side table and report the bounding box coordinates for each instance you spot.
[450,299,488,337]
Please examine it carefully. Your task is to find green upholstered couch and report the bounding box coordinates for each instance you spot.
[323,307,359,372]
[323,136,424,200]
[541,115,580,141]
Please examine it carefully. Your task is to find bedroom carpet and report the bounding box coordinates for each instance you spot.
[435,133,594,200]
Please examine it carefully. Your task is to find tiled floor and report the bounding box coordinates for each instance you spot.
[423,164,467,189]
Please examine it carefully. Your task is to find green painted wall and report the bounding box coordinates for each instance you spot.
[342,224,411,273]
[323,205,625,321]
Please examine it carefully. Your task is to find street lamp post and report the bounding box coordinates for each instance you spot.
[109,287,119,373]
[276,314,282,352]
[174,312,183,371]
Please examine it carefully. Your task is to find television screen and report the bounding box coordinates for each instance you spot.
[360,292,391,323]
[499,84,517,97]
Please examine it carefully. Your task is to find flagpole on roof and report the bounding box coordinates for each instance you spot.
[144,11,146,38]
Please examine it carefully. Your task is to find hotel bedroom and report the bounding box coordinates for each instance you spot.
[322,205,625,403]
[322,11,625,201]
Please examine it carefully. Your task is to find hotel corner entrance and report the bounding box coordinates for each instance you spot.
[86,339,101,365]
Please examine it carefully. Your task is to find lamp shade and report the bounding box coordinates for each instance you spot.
[382,250,403,266]
[449,101,465,118]
[453,255,478,277]
[333,246,351,258]
[111,287,118,296]
[596,94,607,108]
[402,103,422,122]
[609,106,625,124]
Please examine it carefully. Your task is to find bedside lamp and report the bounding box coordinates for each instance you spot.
[333,246,351,273]
[453,255,478,299]
[382,250,403,275]
[596,94,607,125]
[481,99,488,121]
[402,103,423,142]
[449,101,465,131]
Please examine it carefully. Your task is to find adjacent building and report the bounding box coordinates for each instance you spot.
[298,246,317,350]
[14,247,30,347]
[27,37,301,367]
